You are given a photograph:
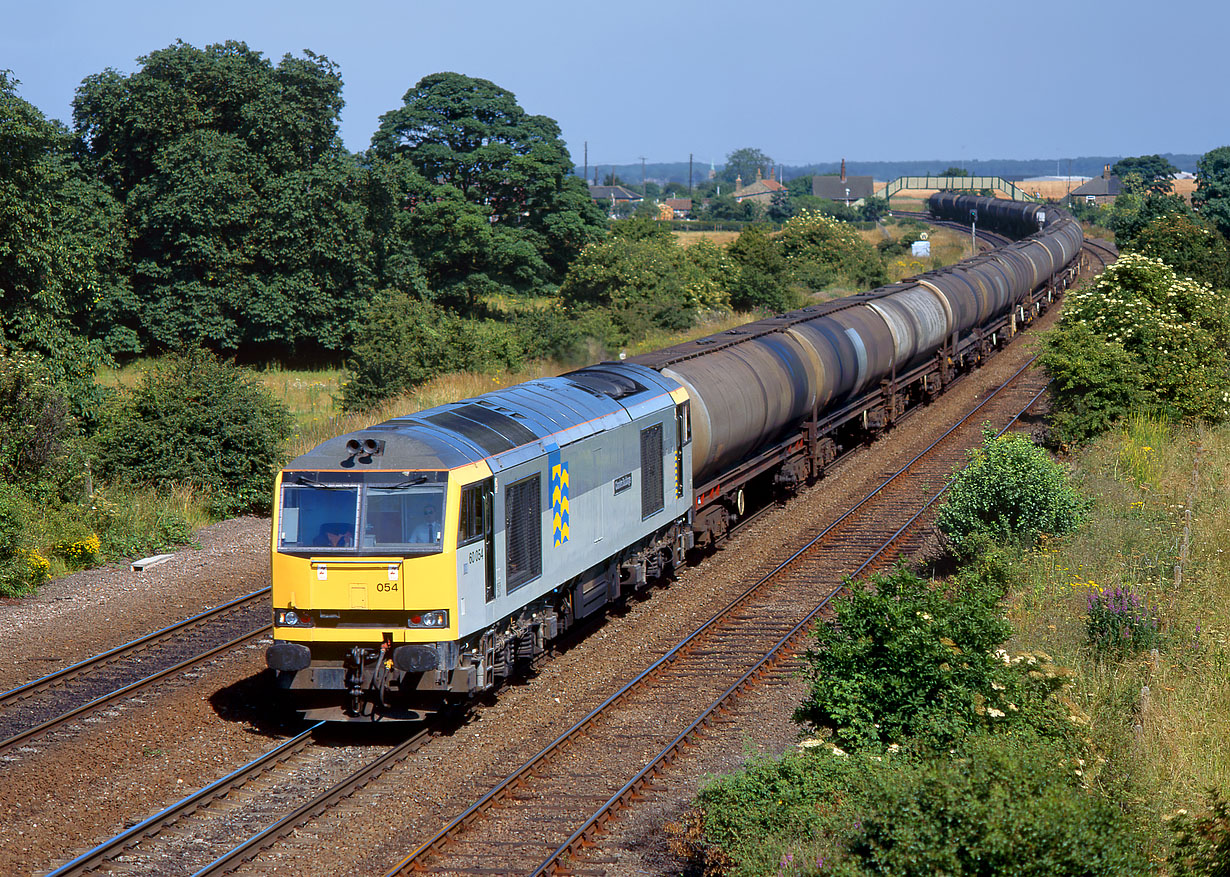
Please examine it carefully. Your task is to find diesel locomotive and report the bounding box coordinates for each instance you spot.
[265,194,1084,720]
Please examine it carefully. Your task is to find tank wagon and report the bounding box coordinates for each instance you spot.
[266,195,1083,720]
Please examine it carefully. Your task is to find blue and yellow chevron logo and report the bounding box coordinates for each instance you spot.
[549,449,570,547]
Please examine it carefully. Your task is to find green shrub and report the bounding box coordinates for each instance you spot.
[779,211,887,291]
[1046,252,1230,437]
[794,564,1073,752]
[343,292,535,409]
[1168,790,1230,877]
[727,225,796,313]
[936,431,1087,554]
[1130,212,1230,291]
[683,733,1143,877]
[0,551,50,597]
[850,732,1150,877]
[1040,323,1147,443]
[0,353,80,484]
[94,349,291,515]
[0,482,31,557]
[52,532,100,570]
[680,751,876,876]
[558,231,729,339]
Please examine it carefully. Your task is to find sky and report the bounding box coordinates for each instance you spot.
[4,0,1226,169]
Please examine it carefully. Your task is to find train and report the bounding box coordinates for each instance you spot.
[265,194,1084,720]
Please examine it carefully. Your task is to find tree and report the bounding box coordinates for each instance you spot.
[1106,182,1193,250]
[939,166,969,177]
[1130,211,1230,290]
[727,225,794,312]
[73,41,372,357]
[559,233,728,340]
[0,73,120,416]
[765,189,794,222]
[370,72,604,282]
[1193,145,1230,239]
[1046,252,1230,434]
[779,211,887,290]
[1112,154,1179,193]
[720,147,773,185]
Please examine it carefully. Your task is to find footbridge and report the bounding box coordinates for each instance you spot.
[882,176,1040,204]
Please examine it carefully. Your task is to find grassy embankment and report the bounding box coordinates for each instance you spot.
[1007,415,1230,829]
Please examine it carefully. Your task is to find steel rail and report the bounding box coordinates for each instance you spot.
[190,722,441,877]
[383,356,1047,876]
[44,722,324,877]
[0,587,269,708]
[0,625,269,755]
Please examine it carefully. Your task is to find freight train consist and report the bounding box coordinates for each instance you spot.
[266,194,1084,720]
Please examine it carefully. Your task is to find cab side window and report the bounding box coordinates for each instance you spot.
[458,484,483,546]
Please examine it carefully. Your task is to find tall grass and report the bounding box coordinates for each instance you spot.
[1003,414,1230,842]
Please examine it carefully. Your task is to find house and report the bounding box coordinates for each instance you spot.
[588,184,643,205]
[664,198,692,219]
[733,167,786,206]
[1070,165,1122,205]
[812,159,875,206]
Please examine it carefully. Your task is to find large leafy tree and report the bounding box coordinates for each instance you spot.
[73,41,372,357]
[369,72,604,293]
[1111,154,1179,194]
[0,73,122,417]
[1194,145,1230,239]
[720,147,773,185]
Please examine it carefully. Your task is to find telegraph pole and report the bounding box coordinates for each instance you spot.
[640,156,647,198]
[689,153,693,195]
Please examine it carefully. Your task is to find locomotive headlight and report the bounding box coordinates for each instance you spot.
[407,610,448,628]
[275,609,314,627]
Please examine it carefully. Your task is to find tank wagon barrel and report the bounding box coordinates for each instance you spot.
[629,195,1082,487]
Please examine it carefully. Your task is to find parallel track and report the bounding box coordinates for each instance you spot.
[0,589,270,756]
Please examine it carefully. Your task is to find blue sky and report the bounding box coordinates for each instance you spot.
[4,0,1224,168]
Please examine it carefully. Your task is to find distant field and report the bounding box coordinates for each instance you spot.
[672,230,740,247]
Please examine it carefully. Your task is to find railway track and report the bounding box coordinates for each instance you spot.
[45,719,455,877]
[124,355,1047,877]
[0,589,270,756]
[1081,236,1118,270]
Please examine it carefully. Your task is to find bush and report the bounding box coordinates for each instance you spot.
[849,732,1150,877]
[94,349,291,515]
[1047,252,1230,433]
[779,211,887,291]
[1130,212,1230,291]
[0,353,80,485]
[936,431,1087,554]
[559,231,729,339]
[1040,323,1147,443]
[0,551,50,597]
[681,733,1144,877]
[1085,584,1162,656]
[678,751,876,876]
[1168,790,1230,877]
[794,564,1073,752]
[727,225,797,313]
[343,292,534,410]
